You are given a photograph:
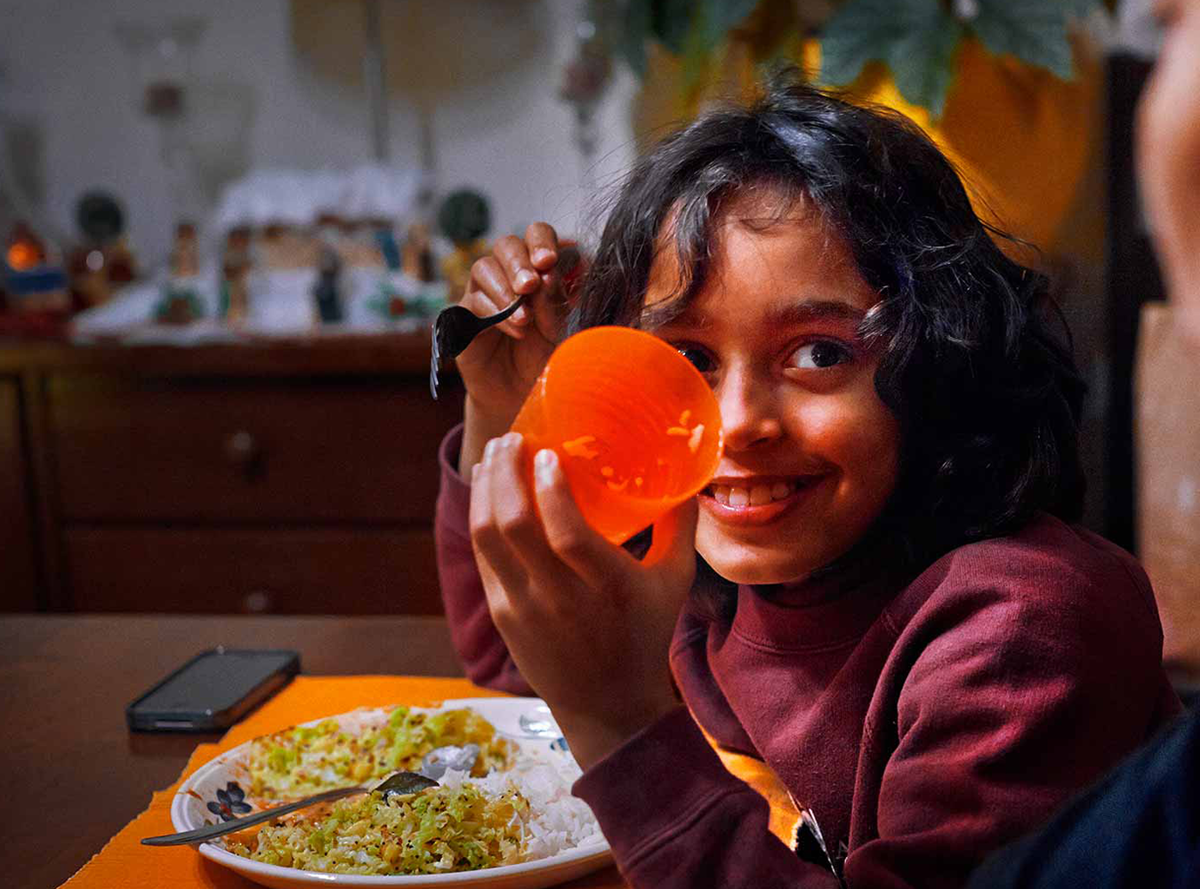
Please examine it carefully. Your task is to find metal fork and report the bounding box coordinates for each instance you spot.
[428,245,582,399]
[429,294,527,398]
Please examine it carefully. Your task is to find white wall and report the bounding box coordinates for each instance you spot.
[0,0,638,266]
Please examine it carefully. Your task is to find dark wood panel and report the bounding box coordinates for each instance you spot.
[65,526,446,614]
[49,375,462,523]
[0,376,39,608]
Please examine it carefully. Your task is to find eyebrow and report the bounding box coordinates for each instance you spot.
[766,299,867,327]
[655,298,867,331]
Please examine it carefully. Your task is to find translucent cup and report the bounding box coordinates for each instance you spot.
[510,326,724,544]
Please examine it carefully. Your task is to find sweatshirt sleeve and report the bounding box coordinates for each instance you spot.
[573,707,841,889]
[843,532,1183,889]
[434,424,533,695]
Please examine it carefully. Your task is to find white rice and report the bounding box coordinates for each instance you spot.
[437,752,605,861]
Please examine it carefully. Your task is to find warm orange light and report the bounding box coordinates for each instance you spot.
[7,241,41,271]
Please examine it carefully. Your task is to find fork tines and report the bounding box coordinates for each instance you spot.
[429,317,444,399]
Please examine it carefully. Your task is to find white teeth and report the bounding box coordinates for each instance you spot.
[708,481,798,506]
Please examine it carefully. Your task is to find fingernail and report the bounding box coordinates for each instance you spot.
[532,248,555,266]
[471,462,481,482]
[506,432,523,449]
[483,438,499,463]
[510,305,529,325]
[534,448,558,487]
[515,269,538,290]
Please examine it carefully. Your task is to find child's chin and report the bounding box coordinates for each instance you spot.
[698,539,823,586]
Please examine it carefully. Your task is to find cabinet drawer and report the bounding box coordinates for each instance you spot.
[48,375,462,522]
[65,526,444,614]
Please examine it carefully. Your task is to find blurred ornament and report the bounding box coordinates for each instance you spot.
[219,226,252,326]
[560,1,615,177]
[437,190,491,297]
[6,220,44,271]
[2,220,69,315]
[113,17,209,237]
[169,221,200,278]
[68,191,136,309]
[313,245,344,324]
[401,222,435,283]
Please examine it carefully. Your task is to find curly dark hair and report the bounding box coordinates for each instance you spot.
[571,67,1086,578]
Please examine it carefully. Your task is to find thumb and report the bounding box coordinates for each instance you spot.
[642,497,700,582]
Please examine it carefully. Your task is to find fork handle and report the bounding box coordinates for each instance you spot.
[141,785,367,846]
[456,293,527,356]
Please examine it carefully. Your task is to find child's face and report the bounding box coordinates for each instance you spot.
[648,191,900,585]
[1139,0,1200,316]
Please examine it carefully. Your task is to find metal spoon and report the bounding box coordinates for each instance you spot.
[142,743,480,847]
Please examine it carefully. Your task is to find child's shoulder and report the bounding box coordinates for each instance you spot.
[884,513,1159,637]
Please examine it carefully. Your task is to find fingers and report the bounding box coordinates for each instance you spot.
[462,256,527,340]
[497,230,568,344]
[493,235,541,304]
[469,438,529,603]
[462,225,568,343]
[525,223,560,271]
[531,447,627,588]
[484,434,558,580]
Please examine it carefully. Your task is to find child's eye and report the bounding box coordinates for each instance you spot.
[789,340,852,370]
[675,345,715,374]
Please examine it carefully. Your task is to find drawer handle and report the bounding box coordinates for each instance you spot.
[242,590,273,613]
[223,430,264,480]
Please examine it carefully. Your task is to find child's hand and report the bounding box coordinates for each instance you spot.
[456,224,577,474]
[470,432,698,770]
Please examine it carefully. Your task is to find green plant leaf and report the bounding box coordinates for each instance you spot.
[819,0,965,117]
[651,0,698,54]
[969,0,1080,80]
[889,19,964,118]
[698,0,762,48]
[619,0,654,77]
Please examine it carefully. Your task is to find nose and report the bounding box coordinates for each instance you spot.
[716,364,783,452]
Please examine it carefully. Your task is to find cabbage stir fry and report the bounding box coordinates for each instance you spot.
[228,782,530,876]
[247,706,513,799]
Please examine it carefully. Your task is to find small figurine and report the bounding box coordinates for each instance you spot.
[373,220,402,272]
[220,226,253,325]
[154,286,204,325]
[170,222,200,278]
[312,245,344,323]
[401,222,435,282]
[437,190,492,296]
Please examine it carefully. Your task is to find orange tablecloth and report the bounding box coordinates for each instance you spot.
[61,676,798,889]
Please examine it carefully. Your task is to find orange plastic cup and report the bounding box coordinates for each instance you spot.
[510,326,724,544]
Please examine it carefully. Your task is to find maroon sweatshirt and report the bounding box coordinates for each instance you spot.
[435,427,1182,888]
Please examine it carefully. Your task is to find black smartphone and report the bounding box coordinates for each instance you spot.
[126,647,300,732]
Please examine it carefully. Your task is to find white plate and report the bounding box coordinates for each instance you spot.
[171,697,612,889]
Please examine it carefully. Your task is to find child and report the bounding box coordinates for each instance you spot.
[435,70,1181,888]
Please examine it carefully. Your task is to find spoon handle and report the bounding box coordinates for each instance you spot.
[141,785,366,846]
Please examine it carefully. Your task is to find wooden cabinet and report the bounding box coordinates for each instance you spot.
[0,336,463,614]
[0,376,39,608]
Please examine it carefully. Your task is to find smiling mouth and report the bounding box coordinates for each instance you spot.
[704,477,821,507]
